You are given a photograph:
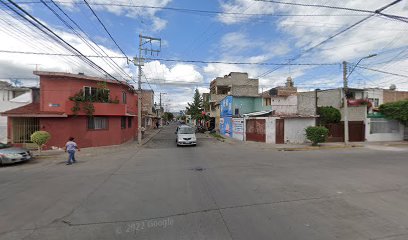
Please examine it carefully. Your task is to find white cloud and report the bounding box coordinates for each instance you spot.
[215,0,408,90]
[0,10,133,81]
[55,0,171,31]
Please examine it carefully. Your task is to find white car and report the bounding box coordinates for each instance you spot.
[175,125,197,146]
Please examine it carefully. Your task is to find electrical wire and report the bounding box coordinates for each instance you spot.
[254,0,408,23]
[45,0,133,81]
[82,0,129,59]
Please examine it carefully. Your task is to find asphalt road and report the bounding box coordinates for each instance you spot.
[1,124,408,239]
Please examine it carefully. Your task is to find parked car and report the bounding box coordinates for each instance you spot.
[0,143,32,165]
[175,125,197,146]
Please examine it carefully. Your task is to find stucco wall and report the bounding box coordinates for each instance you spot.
[232,97,256,115]
[318,89,342,108]
[340,106,367,121]
[37,116,137,149]
[297,92,316,115]
[284,118,315,144]
[40,76,137,115]
[383,90,408,103]
[265,117,277,144]
[365,118,404,142]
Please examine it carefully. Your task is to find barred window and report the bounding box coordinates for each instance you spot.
[370,118,400,134]
[88,117,108,130]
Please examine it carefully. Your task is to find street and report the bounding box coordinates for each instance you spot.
[1,124,408,240]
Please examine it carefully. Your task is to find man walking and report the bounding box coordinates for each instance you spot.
[65,137,80,165]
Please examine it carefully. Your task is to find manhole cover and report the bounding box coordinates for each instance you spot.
[191,167,205,171]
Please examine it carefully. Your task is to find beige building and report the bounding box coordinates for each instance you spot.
[140,89,156,129]
[209,72,259,131]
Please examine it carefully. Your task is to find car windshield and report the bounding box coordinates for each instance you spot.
[178,127,194,134]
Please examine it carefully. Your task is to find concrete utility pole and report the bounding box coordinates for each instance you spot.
[134,34,161,145]
[159,92,167,108]
[342,54,377,145]
[342,61,349,145]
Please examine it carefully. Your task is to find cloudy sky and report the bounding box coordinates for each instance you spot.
[0,0,408,111]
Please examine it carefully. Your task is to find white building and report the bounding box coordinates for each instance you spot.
[0,81,32,143]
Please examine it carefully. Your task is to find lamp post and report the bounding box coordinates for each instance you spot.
[343,54,377,145]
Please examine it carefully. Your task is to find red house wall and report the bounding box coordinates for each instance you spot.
[39,76,137,115]
[39,116,137,149]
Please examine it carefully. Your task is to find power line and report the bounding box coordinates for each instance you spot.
[0,49,342,66]
[355,65,408,79]
[257,0,402,78]
[40,0,132,81]
[1,0,133,88]
[12,1,366,17]
[82,0,128,60]
[254,0,408,23]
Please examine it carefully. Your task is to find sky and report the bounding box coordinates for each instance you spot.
[0,0,408,111]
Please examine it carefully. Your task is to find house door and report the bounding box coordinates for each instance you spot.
[246,119,266,142]
[276,119,285,144]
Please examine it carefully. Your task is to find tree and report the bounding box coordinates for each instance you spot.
[379,100,408,126]
[317,106,341,124]
[186,89,204,120]
[163,112,174,121]
[305,126,329,146]
[30,131,51,151]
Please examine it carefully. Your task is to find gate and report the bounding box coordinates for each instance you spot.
[246,119,266,142]
[325,121,365,142]
[12,118,40,143]
[276,119,285,144]
[349,121,365,142]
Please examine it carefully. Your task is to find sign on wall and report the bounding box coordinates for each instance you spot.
[220,117,232,137]
[232,118,244,141]
[220,96,233,117]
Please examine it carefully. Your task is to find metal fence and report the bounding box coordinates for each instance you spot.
[12,118,40,143]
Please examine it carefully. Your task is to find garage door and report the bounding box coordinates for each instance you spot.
[246,119,266,142]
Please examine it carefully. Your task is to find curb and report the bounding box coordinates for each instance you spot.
[277,144,362,151]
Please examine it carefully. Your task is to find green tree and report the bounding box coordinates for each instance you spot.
[379,100,408,126]
[30,131,51,152]
[186,89,204,120]
[305,126,329,146]
[163,112,174,121]
[317,106,341,124]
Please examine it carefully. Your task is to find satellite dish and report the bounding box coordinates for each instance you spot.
[389,84,396,90]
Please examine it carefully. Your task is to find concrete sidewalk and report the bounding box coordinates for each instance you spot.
[207,132,408,151]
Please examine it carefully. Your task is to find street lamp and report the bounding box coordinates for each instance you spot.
[343,53,377,145]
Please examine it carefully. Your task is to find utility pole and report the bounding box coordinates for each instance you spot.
[134,34,161,145]
[342,54,377,145]
[159,92,167,109]
[343,61,349,145]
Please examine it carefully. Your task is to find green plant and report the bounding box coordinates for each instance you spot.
[83,102,95,116]
[317,106,341,124]
[379,100,408,126]
[30,131,51,151]
[305,126,329,146]
[68,86,119,116]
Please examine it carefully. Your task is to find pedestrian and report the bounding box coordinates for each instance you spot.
[156,121,159,129]
[141,126,146,139]
[65,137,80,165]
